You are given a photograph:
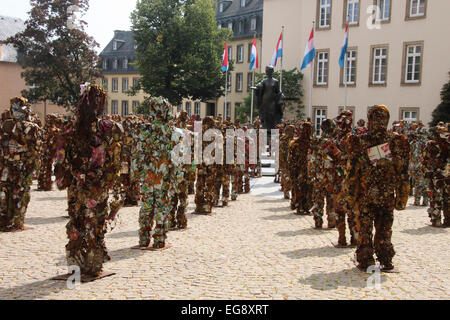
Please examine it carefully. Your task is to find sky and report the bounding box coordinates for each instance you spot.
[1,0,138,52]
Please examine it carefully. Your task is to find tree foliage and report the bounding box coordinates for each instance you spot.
[236,68,305,124]
[430,72,450,127]
[3,0,101,110]
[131,0,232,106]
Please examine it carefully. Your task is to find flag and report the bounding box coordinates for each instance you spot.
[249,36,259,70]
[270,32,283,67]
[339,22,349,68]
[300,27,315,70]
[221,42,229,72]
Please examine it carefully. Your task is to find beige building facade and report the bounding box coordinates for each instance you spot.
[0,16,66,121]
[262,0,450,132]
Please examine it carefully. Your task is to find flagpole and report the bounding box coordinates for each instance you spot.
[309,21,315,121]
[344,16,349,111]
[280,26,284,92]
[250,33,256,124]
[225,69,228,118]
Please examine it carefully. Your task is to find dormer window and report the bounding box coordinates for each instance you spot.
[238,21,243,33]
[123,58,128,69]
[219,2,224,12]
[228,21,233,30]
[102,59,108,70]
[241,0,246,7]
[113,41,117,50]
[113,58,118,69]
[251,17,257,30]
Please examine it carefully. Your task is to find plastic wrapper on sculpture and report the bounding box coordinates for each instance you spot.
[37,114,61,191]
[54,84,123,277]
[0,97,42,231]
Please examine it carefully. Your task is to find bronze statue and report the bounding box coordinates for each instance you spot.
[253,66,284,131]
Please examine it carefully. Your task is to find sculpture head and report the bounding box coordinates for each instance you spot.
[321,119,335,137]
[266,65,274,78]
[10,97,30,120]
[368,104,390,133]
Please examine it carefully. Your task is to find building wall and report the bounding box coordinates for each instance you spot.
[180,36,262,122]
[101,73,146,115]
[262,0,450,128]
[0,61,67,121]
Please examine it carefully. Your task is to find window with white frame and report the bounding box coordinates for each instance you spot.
[113,59,118,69]
[402,110,418,123]
[228,21,233,30]
[111,100,118,114]
[132,101,140,112]
[102,78,108,91]
[314,109,327,136]
[344,50,356,84]
[410,0,425,17]
[122,77,129,92]
[226,102,231,118]
[372,47,387,84]
[241,0,246,7]
[219,2,224,13]
[238,21,243,33]
[228,46,233,61]
[319,0,331,28]
[347,0,359,25]
[251,17,257,30]
[247,72,254,91]
[133,77,139,88]
[237,45,244,63]
[123,58,128,69]
[186,102,192,116]
[112,78,118,92]
[227,73,232,92]
[194,102,201,115]
[376,0,390,21]
[102,59,108,70]
[405,45,421,83]
[317,52,329,85]
[236,73,243,92]
[113,41,117,50]
[122,101,129,117]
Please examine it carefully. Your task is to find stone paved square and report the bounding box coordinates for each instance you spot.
[0,177,448,300]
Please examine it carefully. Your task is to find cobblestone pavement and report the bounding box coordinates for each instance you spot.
[0,177,449,300]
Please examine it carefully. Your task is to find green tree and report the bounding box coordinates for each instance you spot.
[130,0,232,106]
[3,0,101,110]
[236,68,304,124]
[430,72,450,126]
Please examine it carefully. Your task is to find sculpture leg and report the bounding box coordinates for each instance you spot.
[355,209,376,270]
[138,193,154,247]
[176,180,188,229]
[374,207,395,270]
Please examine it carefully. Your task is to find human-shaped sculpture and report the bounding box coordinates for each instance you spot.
[54,83,124,278]
[0,97,42,232]
[345,105,410,272]
[253,66,284,132]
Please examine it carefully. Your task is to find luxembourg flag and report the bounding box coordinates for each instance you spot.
[249,36,259,70]
[300,27,315,70]
[270,32,283,67]
[221,41,229,72]
[339,22,349,68]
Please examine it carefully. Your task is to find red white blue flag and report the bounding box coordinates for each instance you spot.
[221,41,229,72]
[249,36,259,70]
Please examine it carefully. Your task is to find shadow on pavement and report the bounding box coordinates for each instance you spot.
[277,228,334,237]
[256,198,288,204]
[282,246,352,260]
[262,213,299,221]
[107,230,138,239]
[0,279,70,300]
[263,206,292,213]
[25,216,68,226]
[35,196,67,202]
[401,225,447,235]
[299,267,388,290]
